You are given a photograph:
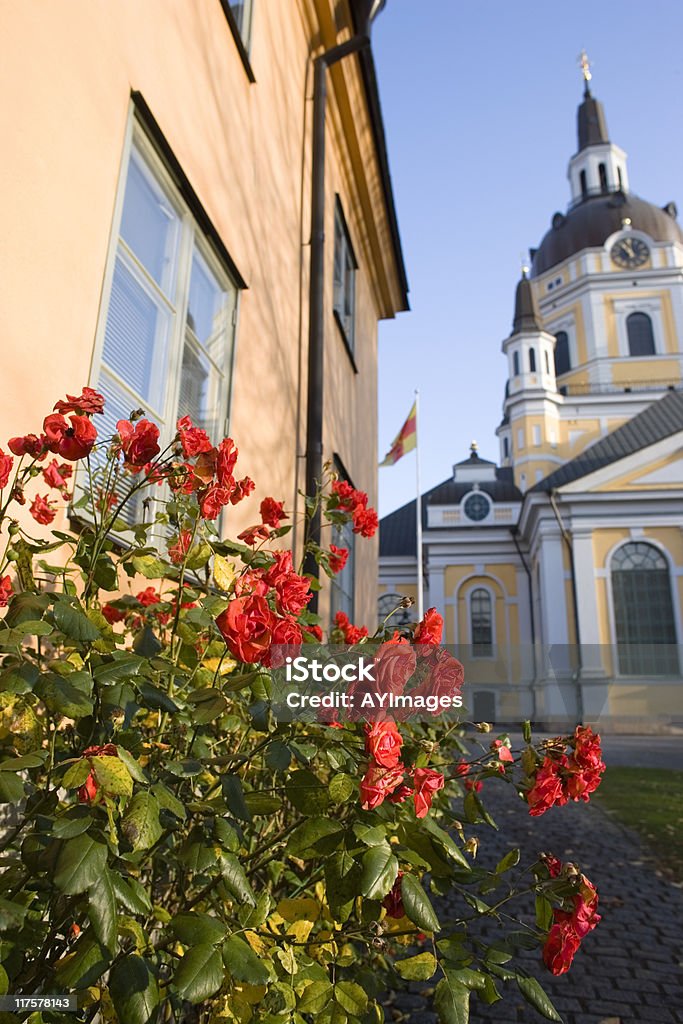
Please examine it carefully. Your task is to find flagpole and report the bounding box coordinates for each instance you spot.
[415,389,424,621]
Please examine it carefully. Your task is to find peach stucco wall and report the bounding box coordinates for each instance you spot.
[0,0,402,626]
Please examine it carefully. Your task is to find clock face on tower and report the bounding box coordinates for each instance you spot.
[610,236,650,269]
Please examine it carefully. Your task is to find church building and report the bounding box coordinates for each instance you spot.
[379,65,683,729]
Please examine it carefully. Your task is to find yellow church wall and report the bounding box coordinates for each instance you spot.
[444,565,475,595]
[611,358,681,384]
[485,563,518,596]
[544,300,588,366]
[604,290,679,358]
[607,684,683,719]
[600,453,683,492]
[645,527,683,565]
[592,528,630,568]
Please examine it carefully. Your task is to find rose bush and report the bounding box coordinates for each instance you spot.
[0,389,606,1024]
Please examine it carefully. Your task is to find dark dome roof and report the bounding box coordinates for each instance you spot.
[531,191,683,277]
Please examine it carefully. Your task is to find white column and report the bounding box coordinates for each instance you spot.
[427,565,446,630]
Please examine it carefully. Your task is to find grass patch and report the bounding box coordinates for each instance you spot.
[593,767,683,881]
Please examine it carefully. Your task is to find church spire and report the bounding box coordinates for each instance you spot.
[511,268,542,334]
[576,51,609,150]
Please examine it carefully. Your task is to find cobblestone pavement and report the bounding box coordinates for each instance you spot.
[384,785,683,1024]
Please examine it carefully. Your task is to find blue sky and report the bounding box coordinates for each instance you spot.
[373,1,683,515]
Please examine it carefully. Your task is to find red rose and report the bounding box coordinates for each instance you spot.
[305,624,323,642]
[491,739,514,763]
[137,587,160,606]
[527,757,568,816]
[216,595,275,664]
[30,494,57,525]
[373,642,417,697]
[42,459,72,492]
[260,497,287,528]
[77,773,98,804]
[234,570,268,598]
[238,524,271,546]
[177,415,212,457]
[387,782,413,804]
[360,761,405,810]
[101,603,125,624]
[365,720,403,768]
[43,413,97,461]
[413,767,444,818]
[0,575,13,608]
[275,572,312,617]
[168,529,193,565]
[263,551,295,588]
[352,505,378,538]
[542,920,581,975]
[333,611,368,644]
[116,419,160,469]
[328,545,348,575]
[216,438,238,488]
[465,778,483,793]
[8,434,46,459]
[200,484,232,520]
[408,649,464,716]
[231,476,255,505]
[54,387,105,416]
[382,872,405,919]
[0,449,14,490]
[265,616,304,668]
[414,608,443,646]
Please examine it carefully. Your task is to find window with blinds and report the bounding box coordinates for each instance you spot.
[329,517,356,624]
[333,200,357,356]
[91,128,238,525]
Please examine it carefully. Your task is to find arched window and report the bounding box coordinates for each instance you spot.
[503,436,509,459]
[528,347,536,372]
[554,331,571,376]
[579,169,587,199]
[470,588,493,656]
[599,162,608,193]
[611,542,678,675]
[626,312,655,356]
[513,351,520,376]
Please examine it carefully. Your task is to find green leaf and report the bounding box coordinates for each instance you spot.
[0,898,27,931]
[151,782,185,819]
[535,895,554,932]
[117,745,148,783]
[0,771,26,803]
[121,792,162,851]
[360,844,398,900]
[298,980,333,1014]
[243,792,283,815]
[287,817,344,858]
[89,869,118,954]
[171,912,227,946]
[220,852,256,906]
[0,752,45,771]
[54,834,108,894]
[62,759,91,789]
[35,671,94,718]
[109,954,160,1024]
[480,976,502,1005]
[434,975,470,1024]
[0,963,8,995]
[329,773,355,804]
[334,981,368,1015]
[394,952,437,981]
[91,755,133,798]
[222,934,271,985]
[52,814,93,839]
[516,976,563,1021]
[55,933,109,989]
[287,769,329,814]
[53,599,101,641]
[221,773,252,822]
[495,848,520,874]
[172,943,224,1004]
[445,968,486,992]
[131,554,171,579]
[400,873,441,932]
[94,653,145,684]
[111,874,152,915]
[265,740,292,772]
[136,680,176,711]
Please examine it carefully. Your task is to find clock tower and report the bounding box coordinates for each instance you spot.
[497,57,683,490]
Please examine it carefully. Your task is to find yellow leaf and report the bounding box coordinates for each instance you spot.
[203,656,237,676]
[287,919,314,943]
[244,931,270,957]
[214,555,238,592]
[276,898,320,923]
[236,984,268,1005]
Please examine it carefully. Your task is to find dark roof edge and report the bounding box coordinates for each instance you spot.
[348,21,409,309]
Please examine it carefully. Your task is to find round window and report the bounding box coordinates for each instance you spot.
[463,492,490,522]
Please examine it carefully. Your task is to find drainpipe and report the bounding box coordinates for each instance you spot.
[303,2,387,610]
[548,489,584,723]
[510,525,537,720]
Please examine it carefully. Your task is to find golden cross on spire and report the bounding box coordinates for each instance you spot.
[578,49,592,84]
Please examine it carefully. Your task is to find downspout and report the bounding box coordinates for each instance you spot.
[548,489,584,723]
[510,525,537,720]
[303,32,373,610]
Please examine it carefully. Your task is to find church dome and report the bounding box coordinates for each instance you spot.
[531,191,683,277]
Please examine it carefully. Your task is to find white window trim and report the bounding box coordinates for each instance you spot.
[465,583,496,660]
[85,105,240,535]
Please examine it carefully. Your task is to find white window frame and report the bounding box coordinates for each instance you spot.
[613,298,663,359]
[228,0,255,52]
[87,111,240,526]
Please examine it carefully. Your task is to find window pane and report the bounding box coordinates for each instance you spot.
[612,543,678,675]
[330,520,355,622]
[101,256,171,415]
[230,0,252,39]
[187,249,230,351]
[626,312,655,357]
[471,588,492,656]
[554,332,570,376]
[120,153,179,293]
[178,337,217,434]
